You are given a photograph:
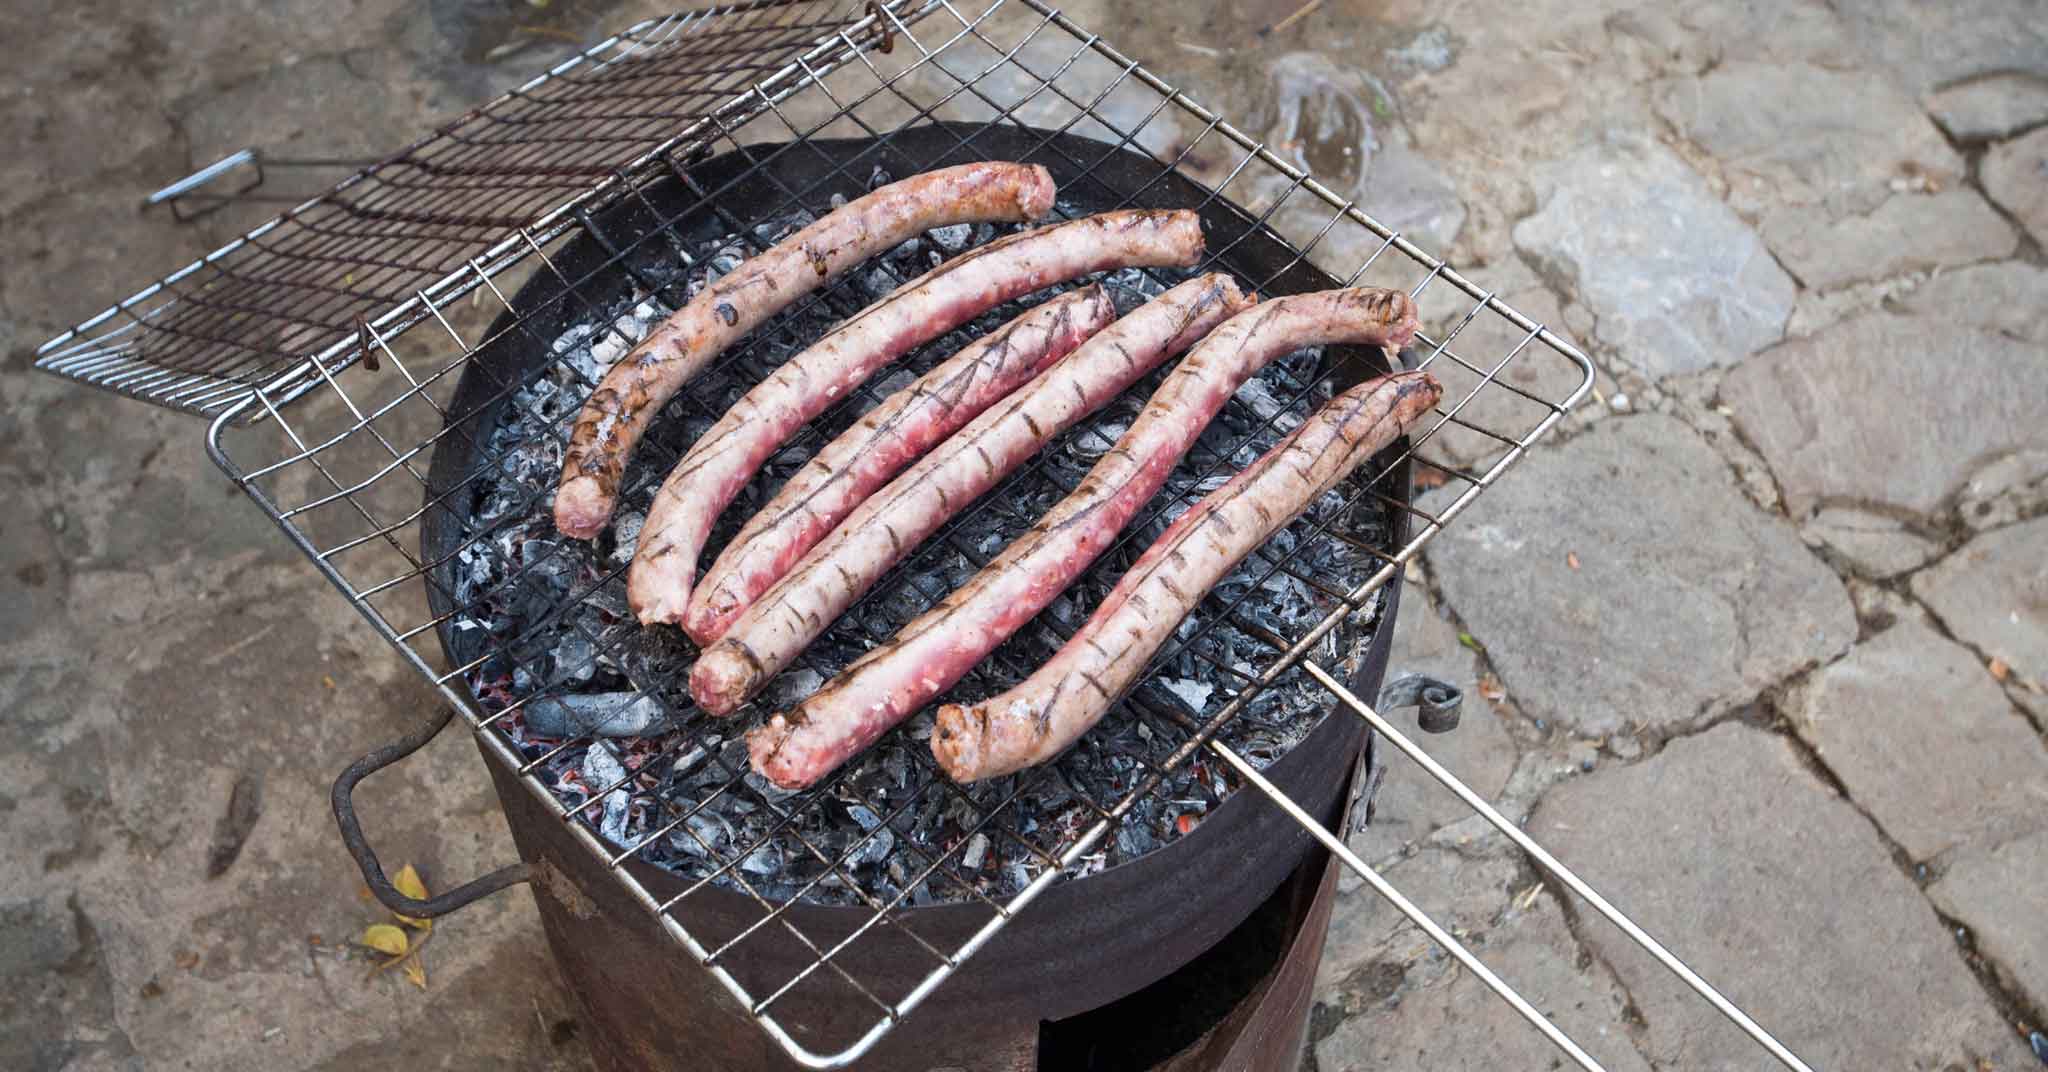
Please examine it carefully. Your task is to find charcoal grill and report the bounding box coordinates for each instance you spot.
[34,3,1818,1070]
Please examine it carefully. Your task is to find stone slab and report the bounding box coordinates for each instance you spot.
[1513,135,1794,379]
[1652,61,2013,290]
[1535,723,2034,1069]
[1721,315,2048,520]
[1913,517,2048,697]
[1784,620,2048,861]
[1898,261,2048,346]
[1656,61,1962,221]
[1423,415,1854,736]
[1926,73,2048,142]
[1836,0,2048,96]
[1313,849,1650,1072]
[1927,830,2048,1017]
[1801,506,1942,579]
[1983,126,2048,247]
[1760,189,2016,293]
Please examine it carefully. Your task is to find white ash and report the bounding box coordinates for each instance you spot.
[1159,678,1214,713]
[440,184,1397,907]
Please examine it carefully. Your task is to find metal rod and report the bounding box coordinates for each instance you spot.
[1203,735,1607,1072]
[1298,660,1819,1072]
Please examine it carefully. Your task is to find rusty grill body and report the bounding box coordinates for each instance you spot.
[31,4,1821,1072]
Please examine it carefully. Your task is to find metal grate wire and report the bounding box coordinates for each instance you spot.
[32,2,1817,1069]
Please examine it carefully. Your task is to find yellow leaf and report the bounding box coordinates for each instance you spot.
[403,956,427,990]
[362,923,409,957]
[393,864,433,930]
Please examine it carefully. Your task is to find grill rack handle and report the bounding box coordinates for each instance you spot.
[332,706,532,918]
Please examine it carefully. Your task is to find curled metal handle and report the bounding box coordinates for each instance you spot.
[332,706,531,918]
[1347,671,1466,835]
[1378,672,1463,733]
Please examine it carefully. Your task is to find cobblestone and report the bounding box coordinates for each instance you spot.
[1423,415,1853,737]
[1783,620,2048,862]
[1721,315,2048,520]
[1535,724,2033,1069]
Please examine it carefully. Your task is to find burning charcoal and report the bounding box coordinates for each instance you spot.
[739,840,784,876]
[960,832,989,871]
[927,223,973,255]
[552,633,596,684]
[851,826,894,868]
[1066,420,1127,459]
[523,692,672,739]
[673,809,733,857]
[551,323,595,355]
[860,268,900,301]
[768,668,823,708]
[582,742,627,790]
[744,770,802,804]
[1115,821,1154,861]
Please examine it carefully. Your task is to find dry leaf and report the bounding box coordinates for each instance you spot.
[362,923,409,957]
[1412,466,1452,491]
[393,864,433,930]
[403,957,427,990]
[1988,657,2010,683]
[174,950,199,971]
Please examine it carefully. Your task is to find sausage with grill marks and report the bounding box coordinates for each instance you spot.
[680,286,1115,645]
[689,273,1253,717]
[745,287,1418,790]
[933,367,1442,782]
[629,209,1206,625]
[553,162,1056,540]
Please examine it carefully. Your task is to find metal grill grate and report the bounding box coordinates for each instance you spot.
[32,0,899,418]
[48,3,1817,1069]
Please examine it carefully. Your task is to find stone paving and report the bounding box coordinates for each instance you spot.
[2,1,2044,1070]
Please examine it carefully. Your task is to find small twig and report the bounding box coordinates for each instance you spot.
[1258,0,1324,38]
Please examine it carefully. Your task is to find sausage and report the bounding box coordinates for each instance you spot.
[553,162,1056,540]
[690,273,1253,717]
[745,287,1418,790]
[680,286,1115,645]
[628,209,1206,625]
[933,368,1442,782]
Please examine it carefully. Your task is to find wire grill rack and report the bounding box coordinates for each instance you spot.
[40,2,1816,1069]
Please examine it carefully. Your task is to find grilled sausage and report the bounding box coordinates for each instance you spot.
[628,210,1206,625]
[680,286,1115,645]
[934,368,1441,781]
[745,287,1418,790]
[690,274,1253,717]
[553,162,1056,540]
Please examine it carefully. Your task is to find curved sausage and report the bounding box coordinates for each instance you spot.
[628,210,1206,625]
[933,368,1442,782]
[553,162,1056,539]
[680,286,1115,645]
[690,273,1253,716]
[746,287,1418,790]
